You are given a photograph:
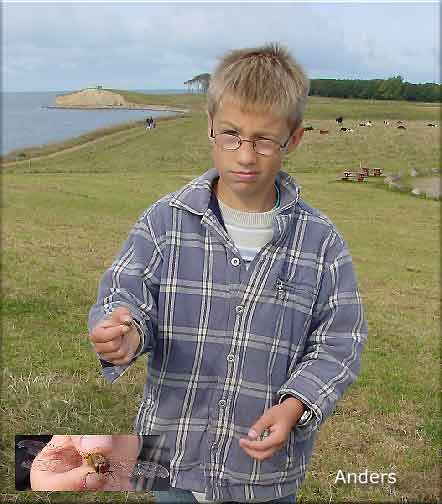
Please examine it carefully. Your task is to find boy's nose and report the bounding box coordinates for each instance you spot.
[236,140,257,165]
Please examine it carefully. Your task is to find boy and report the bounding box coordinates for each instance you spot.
[89,43,367,503]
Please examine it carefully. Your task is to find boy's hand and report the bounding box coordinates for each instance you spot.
[30,435,111,491]
[30,435,140,491]
[89,307,141,365]
[239,398,305,461]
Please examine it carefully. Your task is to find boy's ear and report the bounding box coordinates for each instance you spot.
[285,126,304,154]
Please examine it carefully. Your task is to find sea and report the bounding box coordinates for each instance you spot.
[1,89,187,156]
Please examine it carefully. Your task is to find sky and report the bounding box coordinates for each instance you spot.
[2,1,440,92]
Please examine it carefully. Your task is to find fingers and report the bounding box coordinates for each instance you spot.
[42,435,74,453]
[91,307,133,335]
[240,439,284,460]
[239,406,291,461]
[101,307,133,329]
[90,321,131,345]
[96,333,134,364]
[93,332,125,353]
[240,428,285,450]
[89,308,135,361]
[246,409,274,442]
[30,436,106,491]
[94,318,141,365]
[71,435,113,457]
[32,435,81,472]
[239,427,286,460]
[31,463,105,491]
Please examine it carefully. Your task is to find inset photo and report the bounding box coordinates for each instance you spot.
[15,434,170,492]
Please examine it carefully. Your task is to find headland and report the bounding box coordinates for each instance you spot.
[48,87,189,113]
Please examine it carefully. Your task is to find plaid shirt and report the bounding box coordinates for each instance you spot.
[88,168,367,502]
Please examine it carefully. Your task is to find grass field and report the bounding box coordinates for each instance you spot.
[1,94,440,503]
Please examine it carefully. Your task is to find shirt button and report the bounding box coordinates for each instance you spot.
[218,399,227,408]
[227,354,235,362]
[231,257,240,266]
[235,305,244,314]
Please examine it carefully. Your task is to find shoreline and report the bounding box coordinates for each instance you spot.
[1,112,189,166]
[43,104,190,113]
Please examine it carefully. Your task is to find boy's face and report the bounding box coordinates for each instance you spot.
[209,99,304,212]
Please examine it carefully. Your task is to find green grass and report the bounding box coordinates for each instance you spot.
[1,94,440,503]
[115,89,208,112]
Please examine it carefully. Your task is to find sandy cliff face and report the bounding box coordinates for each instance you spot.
[55,89,129,107]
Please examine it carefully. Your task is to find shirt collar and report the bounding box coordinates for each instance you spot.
[169,168,300,216]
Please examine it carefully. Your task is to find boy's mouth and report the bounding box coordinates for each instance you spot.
[231,171,258,180]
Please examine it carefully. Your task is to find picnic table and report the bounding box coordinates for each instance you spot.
[340,172,366,182]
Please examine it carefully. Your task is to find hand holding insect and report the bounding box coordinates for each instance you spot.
[27,435,143,491]
[28,435,113,491]
[89,307,141,365]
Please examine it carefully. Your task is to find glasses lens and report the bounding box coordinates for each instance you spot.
[215,133,240,150]
[254,139,280,156]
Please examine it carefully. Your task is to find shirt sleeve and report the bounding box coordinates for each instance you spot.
[277,230,368,435]
[88,207,164,384]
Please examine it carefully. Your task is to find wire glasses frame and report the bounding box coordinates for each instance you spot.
[209,119,294,157]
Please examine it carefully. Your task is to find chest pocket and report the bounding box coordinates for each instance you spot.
[274,277,318,359]
[275,278,317,314]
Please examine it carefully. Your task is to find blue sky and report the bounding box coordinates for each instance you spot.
[2,1,440,92]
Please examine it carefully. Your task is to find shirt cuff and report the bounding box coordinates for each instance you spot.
[279,393,314,427]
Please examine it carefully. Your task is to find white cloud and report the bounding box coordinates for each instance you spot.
[2,2,439,91]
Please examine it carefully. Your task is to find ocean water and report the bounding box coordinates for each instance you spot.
[1,89,187,156]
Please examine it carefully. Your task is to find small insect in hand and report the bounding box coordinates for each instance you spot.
[81,453,170,480]
[17,439,169,480]
[83,452,113,477]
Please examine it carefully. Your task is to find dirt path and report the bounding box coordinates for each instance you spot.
[1,126,144,168]
[1,111,189,169]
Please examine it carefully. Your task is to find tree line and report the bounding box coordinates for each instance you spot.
[186,73,440,102]
[309,76,441,102]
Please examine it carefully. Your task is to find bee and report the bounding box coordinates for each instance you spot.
[17,439,169,483]
[83,452,113,477]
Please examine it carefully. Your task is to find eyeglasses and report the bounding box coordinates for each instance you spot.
[210,120,293,157]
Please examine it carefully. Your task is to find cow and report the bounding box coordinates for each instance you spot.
[384,120,390,126]
[336,116,344,124]
[397,125,407,130]
[427,123,438,127]
[340,127,354,132]
[304,126,314,131]
[359,121,373,127]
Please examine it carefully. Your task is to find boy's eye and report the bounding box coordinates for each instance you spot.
[222,130,239,136]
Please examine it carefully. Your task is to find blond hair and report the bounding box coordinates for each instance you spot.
[207,42,310,128]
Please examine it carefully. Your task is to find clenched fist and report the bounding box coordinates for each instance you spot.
[89,307,141,365]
